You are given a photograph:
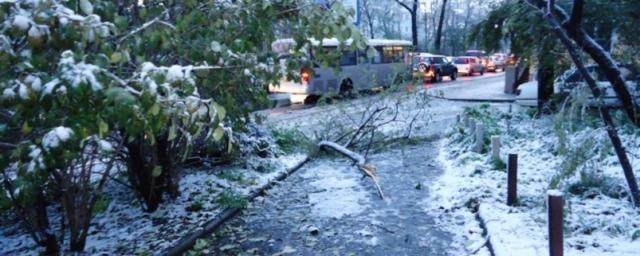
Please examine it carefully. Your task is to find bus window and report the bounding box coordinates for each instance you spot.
[381,46,405,63]
[357,50,369,64]
[371,47,383,64]
[340,51,357,66]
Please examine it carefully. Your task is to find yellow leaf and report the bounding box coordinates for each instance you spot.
[213,127,224,141]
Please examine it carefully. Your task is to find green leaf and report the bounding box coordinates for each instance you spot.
[98,121,108,137]
[110,52,122,63]
[152,166,162,177]
[149,103,160,116]
[214,103,226,120]
[168,123,177,141]
[213,127,224,141]
[193,239,208,250]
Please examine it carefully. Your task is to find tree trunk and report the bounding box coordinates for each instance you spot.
[411,10,418,47]
[536,41,555,113]
[434,0,448,53]
[125,136,178,212]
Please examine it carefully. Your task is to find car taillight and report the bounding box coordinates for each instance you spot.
[300,69,311,83]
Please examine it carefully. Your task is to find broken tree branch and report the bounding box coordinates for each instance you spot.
[318,141,385,199]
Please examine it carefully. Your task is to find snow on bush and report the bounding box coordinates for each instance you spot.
[428,106,640,256]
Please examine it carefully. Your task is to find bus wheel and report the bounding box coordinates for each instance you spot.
[339,79,354,98]
[303,95,320,105]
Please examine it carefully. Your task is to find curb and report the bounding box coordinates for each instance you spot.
[428,94,516,103]
[162,156,311,256]
[474,205,496,256]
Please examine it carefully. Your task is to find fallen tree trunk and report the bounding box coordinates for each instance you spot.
[319,141,385,199]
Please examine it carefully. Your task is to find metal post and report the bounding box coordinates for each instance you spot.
[507,154,518,206]
[491,136,501,160]
[469,118,476,134]
[474,123,484,153]
[548,190,564,256]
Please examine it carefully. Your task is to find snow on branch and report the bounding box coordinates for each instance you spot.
[319,140,385,199]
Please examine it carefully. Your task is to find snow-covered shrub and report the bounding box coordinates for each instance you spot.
[1,0,363,253]
[0,0,224,252]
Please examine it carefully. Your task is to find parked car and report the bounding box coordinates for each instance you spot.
[464,50,490,67]
[516,65,640,107]
[412,54,458,82]
[487,53,507,72]
[453,57,485,76]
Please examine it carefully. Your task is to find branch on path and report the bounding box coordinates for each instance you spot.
[318,141,384,199]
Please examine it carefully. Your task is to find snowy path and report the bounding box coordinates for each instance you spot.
[204,141,463,255]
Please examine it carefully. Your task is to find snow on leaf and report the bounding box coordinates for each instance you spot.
[12,15,31,30]
[2,88,15,100]
[80,0,94,15]
[18,83,29,100]
[210,41,222,52]
[98,140,113,152]
[26,146,44,173]
[42,126,74,150]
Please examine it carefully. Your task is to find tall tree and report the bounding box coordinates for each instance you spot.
[393,0,419,47]
[434,0,448,52]
[361,0,376,39]
[525,0,640,207]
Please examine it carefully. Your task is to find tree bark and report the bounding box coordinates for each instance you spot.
[526,0,640,207]
[434,0,448,53]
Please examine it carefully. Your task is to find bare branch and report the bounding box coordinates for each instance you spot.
[393,0,412,12]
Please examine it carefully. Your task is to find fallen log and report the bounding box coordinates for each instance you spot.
[318,141,385,199]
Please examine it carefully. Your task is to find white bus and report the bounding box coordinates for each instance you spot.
[269,38,413,103]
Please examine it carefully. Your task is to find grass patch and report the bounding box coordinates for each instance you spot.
[185,201,204,212]
[271,127,313,154]
[92,195,110,214]
[255,162,275,173]
[216,189,247,209]
[491,158,507,171]
[567,171,628,199]
[217,171,244,183]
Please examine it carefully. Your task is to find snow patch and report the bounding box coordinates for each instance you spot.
[302,160,370,218]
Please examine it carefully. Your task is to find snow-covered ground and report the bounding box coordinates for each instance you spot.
[0,148,307,255]
[428,105,640,256]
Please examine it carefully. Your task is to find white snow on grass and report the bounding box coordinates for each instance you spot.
[429,106,640,256]
[301,160,370,219]
[0,150,309,255]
